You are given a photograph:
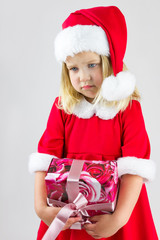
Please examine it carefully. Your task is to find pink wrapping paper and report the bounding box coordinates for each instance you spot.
[42,158,119,239]
[45,158,119,218]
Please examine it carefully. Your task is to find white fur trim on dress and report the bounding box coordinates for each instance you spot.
[101,71,136,101]
[28,152,57,174]
[54,25,110,62]
[72,98,119,120]
[117,157,156,182]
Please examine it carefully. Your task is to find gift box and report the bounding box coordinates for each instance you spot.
[43,158,119,239]
[47,158,118,217]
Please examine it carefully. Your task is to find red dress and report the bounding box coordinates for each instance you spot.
[34,97,158,240]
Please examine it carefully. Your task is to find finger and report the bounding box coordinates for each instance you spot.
[92,236,101,239]
[63,217,82,230]
[70,216,82,223]
[85,230,95,237]
[89,215,101,222]
[85,230,101,239]
[83,223,96,231]
[66,217,81,227]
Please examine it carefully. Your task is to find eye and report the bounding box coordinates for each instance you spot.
[70,67,78,72]
[88,63,97,68]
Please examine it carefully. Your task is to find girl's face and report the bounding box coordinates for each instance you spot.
[65,51,103,103]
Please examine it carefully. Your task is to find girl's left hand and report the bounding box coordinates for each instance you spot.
[84,174,143,239]
[83,213,123,239]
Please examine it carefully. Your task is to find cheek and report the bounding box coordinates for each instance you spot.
[94,70,103,86]
[70,75,79,89]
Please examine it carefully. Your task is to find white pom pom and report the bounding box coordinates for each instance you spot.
[101,71,136,101]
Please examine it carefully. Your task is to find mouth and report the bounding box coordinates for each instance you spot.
[82,85,94,89]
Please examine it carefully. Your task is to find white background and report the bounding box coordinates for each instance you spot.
[0,0,159,239]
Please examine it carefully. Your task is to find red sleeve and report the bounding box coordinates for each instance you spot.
[38,97,65,158]
[117,100,155,181]
[120,100,150,159]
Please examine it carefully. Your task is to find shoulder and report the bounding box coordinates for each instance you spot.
[52,96,60,107]
[48,97,59,115]
[119,100,147,134]
[120,100,143,120]
[47,97,68,124]
[50,96,64,112]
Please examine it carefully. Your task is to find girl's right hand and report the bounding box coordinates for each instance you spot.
[34,172,81,229]
[63,215,82,230]
[37,205,82,229]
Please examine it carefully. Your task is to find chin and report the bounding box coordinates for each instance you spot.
[84,96,95,103]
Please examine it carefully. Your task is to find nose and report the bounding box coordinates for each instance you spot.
[79,69,91,82]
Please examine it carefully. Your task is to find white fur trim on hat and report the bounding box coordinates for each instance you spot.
[54,25,110,62]
[101,71,136,101]
[117,157,156,182]
[28,152,57,174]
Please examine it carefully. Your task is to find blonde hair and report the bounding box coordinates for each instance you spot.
[58,55,140,114]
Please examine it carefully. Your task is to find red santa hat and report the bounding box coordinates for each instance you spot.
[54,6,136,101]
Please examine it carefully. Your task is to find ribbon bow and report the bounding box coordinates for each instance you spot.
[42,193,89,240]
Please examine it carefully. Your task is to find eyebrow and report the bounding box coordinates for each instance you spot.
[66,63,77,69]
[87,58,101,63]
[66,58,101,68]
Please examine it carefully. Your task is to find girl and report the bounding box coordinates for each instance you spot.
[29,6,158,240]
